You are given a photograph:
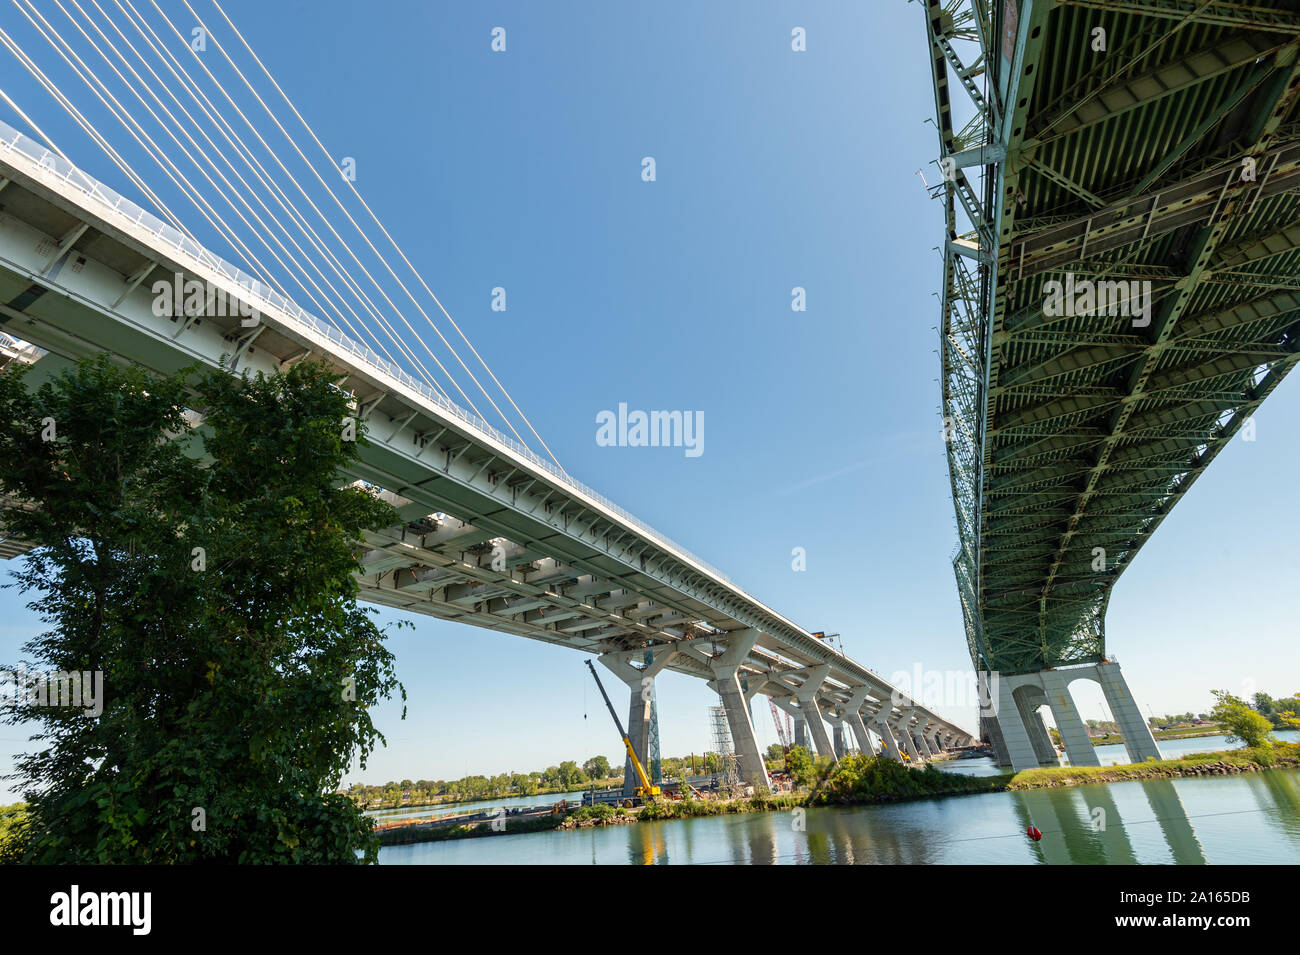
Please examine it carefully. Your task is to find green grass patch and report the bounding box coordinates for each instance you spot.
[1005,741,1299,790]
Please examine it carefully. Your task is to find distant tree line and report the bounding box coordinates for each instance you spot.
[347,749,762,809]
[1250,692,1300,731]
[1143,691,1299,732]
[347,755,619,808]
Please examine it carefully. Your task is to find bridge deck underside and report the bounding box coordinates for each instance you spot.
[0,126,966,738]
[941,1,1300,674]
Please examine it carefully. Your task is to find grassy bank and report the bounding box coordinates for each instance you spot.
[1005,741,1298,789]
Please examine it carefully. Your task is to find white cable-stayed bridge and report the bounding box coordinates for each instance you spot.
[0,0,973,793]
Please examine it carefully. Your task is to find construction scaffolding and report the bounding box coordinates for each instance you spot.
[709,704,740,793]
[644,650,662,785]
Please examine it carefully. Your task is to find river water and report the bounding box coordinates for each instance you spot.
[379,732,1300,864]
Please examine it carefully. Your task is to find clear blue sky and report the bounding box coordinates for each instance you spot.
[1,1,1297,797]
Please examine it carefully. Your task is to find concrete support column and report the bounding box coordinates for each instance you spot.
[915,729,936,759]
[793,664,836,760]
[831,722,847,759]
[1098,662,1161,764]
[843,689,875,758]
[871,716,904,762]
[989,671,1040,771]
[908,717,935,758]
[1042,671,1101,767]
[793,718,808,749]
[893,719,923,762]
[1018,696,1060,766]
[847,711,874,756]
[928,730,944,754]
[599,647,677,795]
[703,630,770,791]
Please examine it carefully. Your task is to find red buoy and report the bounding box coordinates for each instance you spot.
[1027,825,1042,841]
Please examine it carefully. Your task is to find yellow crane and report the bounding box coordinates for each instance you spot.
[585,659,660,802]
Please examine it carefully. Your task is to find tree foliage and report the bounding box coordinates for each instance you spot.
[784,745,815,788]
[0,356,404,863]
[1210,690,1275,750]
[1252,691,1300,731]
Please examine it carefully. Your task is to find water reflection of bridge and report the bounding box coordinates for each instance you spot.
[619,769,1300,864]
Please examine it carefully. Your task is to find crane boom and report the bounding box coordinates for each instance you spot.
[769,700,792,749]
[584,659,660,800]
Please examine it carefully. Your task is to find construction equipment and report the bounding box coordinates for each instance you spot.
[769,699,793,750]
[709,704,741,793]
[584,659,660,802]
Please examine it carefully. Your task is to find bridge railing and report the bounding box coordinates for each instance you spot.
[0,120,735,588]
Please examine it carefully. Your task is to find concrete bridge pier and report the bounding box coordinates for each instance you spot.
[910,718,936,759]
[986,673,1039,770]
[599,647,677,795]
[986,662,1158,771]
[1018,691,1061,768]
[793,718,808,749]
[847,711,874,757]
[843,689,877,759]
[919,730,937,759]
[1042,670,1100,767]
[793,665,836,761]
[893,717,924,762]
[702,630,771,791]
[1097,662,1161,764]
[832,724,846,759]
[870,716,904,762]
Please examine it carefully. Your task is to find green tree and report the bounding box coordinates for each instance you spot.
[0,804,28,865]
[1210,690,1274,749]
[557,761,587,789]
[0,357,404,863]
[785,745,815,788]
[583,755,612,780]
[1252,693,1277,718]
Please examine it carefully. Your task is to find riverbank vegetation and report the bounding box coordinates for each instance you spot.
[344,761,621,812]
[1076,723,1229,747]
[1250,691,1300,731]
[1006,741,1299,789]
[0,804,27,864]
[348,750,765,811]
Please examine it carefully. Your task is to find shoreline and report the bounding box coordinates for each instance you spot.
[378,742,1299,847]
[1086,726,1230,747]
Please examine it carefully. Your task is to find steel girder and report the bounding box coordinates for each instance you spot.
[927,0,1300,675]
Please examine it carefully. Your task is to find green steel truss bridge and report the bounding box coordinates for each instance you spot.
[927,0,1300,673]
[924,0,1300,768]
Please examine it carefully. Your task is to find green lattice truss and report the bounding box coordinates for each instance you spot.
[926,0,1300,676]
